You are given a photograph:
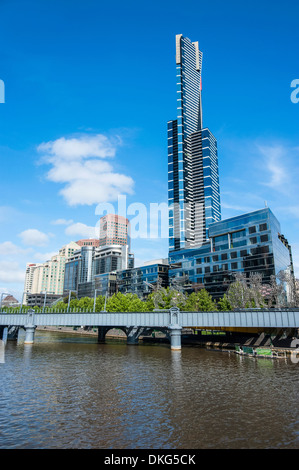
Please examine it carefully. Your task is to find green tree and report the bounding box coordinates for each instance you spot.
[106,292,147,312]
[217,294,232,311]
[55,301,68,311]
[185,289,217,311]
[63,291,77,303]
[94,295,105,312]
[77,297,94,310]
[147,287,187,310]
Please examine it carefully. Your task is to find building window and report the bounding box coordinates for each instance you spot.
[259,223,267,231]
[231,230,245,239]
[260,234,269,243]
[212,255,218,261]
[231,251,237,259]
[231,262,238,270]
[240,250,247,257]
[204,256,210,263]
[196,258,202,264]
[250,237,257,245]
[249,226,256,234]
[221,253,228,260]
[196,268,202,274]
[205,266,210,273]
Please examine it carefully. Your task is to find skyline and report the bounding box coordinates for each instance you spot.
[0,0,299,300]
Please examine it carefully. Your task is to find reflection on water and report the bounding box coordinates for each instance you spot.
[0,330,298,449]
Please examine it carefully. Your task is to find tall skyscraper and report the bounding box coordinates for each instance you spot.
[168,34,221,252]
[99,214,130,249]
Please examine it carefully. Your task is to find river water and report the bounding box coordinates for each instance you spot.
[0,330,298,449]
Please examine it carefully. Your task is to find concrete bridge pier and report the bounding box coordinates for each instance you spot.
[168,307,182,350]
[24,326,36,344]
[126,326,144,345]
[168,325,182,350]
[97,326,112,343]
[0,326,8,343]
[23,310,36,344]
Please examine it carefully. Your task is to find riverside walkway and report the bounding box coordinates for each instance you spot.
[0,308,299,350]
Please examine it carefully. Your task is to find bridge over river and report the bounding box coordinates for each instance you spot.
[1,307,299,350]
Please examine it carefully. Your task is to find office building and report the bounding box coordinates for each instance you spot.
[168,34,221,252]
[64,243,134,298]
[23,241,80,303]
[76,238,100,247]
[169,208,294,300]
[26,293,61,309]
[99,214,130,249]
[117,259,169,298]
[24,263,41,303]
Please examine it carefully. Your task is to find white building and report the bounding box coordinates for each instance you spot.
[23,241,80,304]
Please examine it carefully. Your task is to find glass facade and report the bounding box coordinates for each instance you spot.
[168,35,221,252]
[117,263,169,298]
[64,259,80,292]
[77,273,118,299]
[169,208,293,300]
[64,244,134,298]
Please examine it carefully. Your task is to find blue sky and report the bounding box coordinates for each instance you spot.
[0,0,299,299]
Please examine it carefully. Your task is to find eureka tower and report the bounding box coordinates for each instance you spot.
[168,34,221,252]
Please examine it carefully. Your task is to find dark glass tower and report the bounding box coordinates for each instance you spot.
[168,34,221,252]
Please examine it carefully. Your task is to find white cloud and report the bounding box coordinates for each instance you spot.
[0,241,31,256]
[37,133,134,206]
[38,134,118,160]
[18,229,50,247]
[0,261,25,284]
[65,222,99,239]
[257,144,294,192]
[32,251,58,262]
[51,218,74,225]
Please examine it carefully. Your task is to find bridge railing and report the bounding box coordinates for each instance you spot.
[1,307,299,315]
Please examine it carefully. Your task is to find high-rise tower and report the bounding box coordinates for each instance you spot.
[168,34,221,252]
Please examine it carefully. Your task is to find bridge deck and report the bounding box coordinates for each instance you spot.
[0,309,298,329]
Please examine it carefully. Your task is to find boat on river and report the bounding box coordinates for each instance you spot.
[235,345,286,359]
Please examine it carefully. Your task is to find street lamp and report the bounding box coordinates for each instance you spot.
[20,291,29,313]
[103,291,108,312]
[40,291,54,313]
[93,289,100,312]
[0,292,11,311]
[66,290,76,312]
